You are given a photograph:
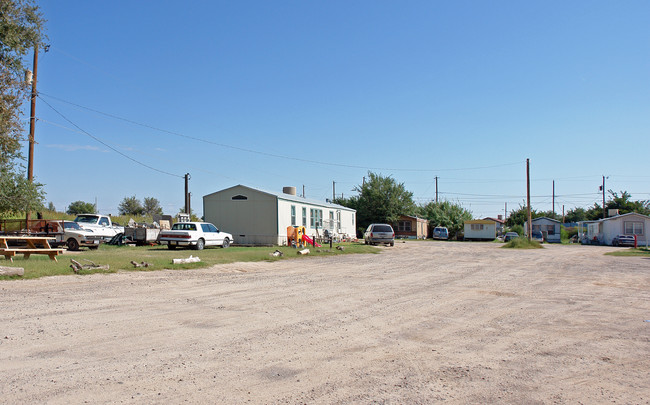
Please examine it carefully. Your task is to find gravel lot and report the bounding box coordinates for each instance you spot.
[1,241,648,404]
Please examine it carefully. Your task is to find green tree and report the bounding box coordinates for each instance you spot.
[0,0,47,216]
[118,196,144,216]
[606,190,650,216]
[505,203,539,227]
[417,200,472,239]
[583,190,649,220]
[538,210,560,221]
[47,201,55,212]
[67,201,96,215]
[143,197,163,215]
[510,224,524,236]
[333,172,416,236]
[585,202,604,220]
[564,207,587,223]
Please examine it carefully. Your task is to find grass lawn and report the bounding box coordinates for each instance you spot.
[0,242,379,280]
[604,247,650,257]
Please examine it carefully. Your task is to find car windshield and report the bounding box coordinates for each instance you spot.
[172,223,197,231]
[64,222,82,230]
[75,215,98,223]
[373,225,392,232]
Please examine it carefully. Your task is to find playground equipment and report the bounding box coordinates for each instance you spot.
[287,226,321,248]
[302,234,321,247]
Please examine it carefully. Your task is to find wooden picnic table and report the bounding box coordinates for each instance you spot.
[0,235,63,262]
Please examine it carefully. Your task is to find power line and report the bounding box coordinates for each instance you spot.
[39,92,524,173]
[38,97,184,179]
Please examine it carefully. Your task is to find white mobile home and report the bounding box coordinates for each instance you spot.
[579,212,649,246]
[524,217,562,243]
[203,185,357,245]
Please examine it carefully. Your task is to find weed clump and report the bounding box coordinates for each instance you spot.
[501,238,543,249]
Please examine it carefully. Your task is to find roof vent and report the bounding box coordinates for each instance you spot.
[283,186,296,196]
[608,209,619,217]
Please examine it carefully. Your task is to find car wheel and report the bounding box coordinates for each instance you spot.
[364,239,368,245]
[88,246,99,250]
[195,238,205,250]
[167,244,176,250]
[390,241,394,247]
[67,238,80,251]
[222,237,230,248]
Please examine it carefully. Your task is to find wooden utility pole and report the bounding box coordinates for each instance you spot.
[184,173,190,214]
[602,175,606,219]
[527,159,532,241]
[26,46,39,221]
[552,180,555,216]
[332,181,336,201]
[435,176,439,203]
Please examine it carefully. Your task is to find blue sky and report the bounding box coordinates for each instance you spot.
[27,0,649,218]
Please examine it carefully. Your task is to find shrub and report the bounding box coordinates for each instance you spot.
[502,238,543,249]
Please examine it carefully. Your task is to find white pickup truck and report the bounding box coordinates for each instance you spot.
[73,214,125,242]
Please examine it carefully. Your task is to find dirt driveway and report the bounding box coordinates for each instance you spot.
[1,242,648,404]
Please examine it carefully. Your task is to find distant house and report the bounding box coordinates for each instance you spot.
[524,217,562,243]
[483,216,506,235]
[463,219,496,241]
[579,212,649,246]
[394,215,428,239]
[203,185,356,245]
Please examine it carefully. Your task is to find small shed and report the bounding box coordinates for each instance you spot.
[394,215,429,239]
[524,217,562,243]
[463,219,496,241]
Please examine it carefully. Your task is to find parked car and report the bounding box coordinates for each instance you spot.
[504,232,519,242]
[364,223,395,246]
[158,222,233,250]
[60,221,103,251]
[432,226,449,240]
[611,234,636,247]
[531,230,544,243]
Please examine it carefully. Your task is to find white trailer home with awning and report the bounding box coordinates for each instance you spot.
[203,185,357,246]
[579,212,649,246]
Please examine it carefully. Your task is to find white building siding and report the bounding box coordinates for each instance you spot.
[204,185,356,246]
[601,214,649,245]
[464,221,496,240]
[277,199,356,243]
[581,213,649,246]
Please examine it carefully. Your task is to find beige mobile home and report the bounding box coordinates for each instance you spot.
[463,219,496,241]
[203,185,357,245]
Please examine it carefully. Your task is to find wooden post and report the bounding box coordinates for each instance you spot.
[527,159,532,241]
